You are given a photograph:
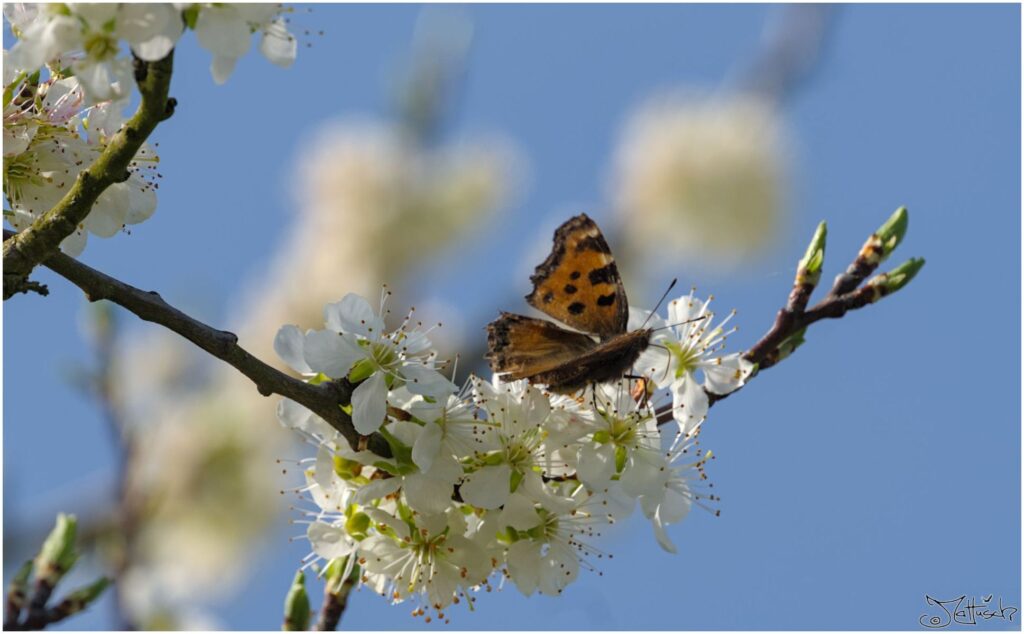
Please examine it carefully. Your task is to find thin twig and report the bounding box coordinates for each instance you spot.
[2,230,392,459]
[315,576,355,631]
[3,52,176,299]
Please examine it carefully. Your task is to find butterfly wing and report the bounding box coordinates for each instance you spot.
[525,214,629,339]
[486,312,598,380]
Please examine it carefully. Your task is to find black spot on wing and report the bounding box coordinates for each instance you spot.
[542,291,554,304]
[570,271,581,280]
[564,284,577,294]
[568,302,585,315]
[588,263,618,286]
[597,293,616,307]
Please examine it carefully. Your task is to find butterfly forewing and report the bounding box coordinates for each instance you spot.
[525,214,629,339]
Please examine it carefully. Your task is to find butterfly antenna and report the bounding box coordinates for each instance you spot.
[650,314,712,332]
[639,278,678,330]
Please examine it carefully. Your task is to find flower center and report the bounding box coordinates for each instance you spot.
[83,32,119,61]
[665,340,701,378]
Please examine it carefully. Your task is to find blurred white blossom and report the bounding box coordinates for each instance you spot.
[610,91,789,269]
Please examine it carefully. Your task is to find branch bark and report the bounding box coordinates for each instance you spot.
[3,52,176,300]
[3,230,391,458]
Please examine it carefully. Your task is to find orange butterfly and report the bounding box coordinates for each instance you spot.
[486,214,653,393]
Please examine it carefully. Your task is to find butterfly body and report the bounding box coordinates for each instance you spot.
[486,213,650,394]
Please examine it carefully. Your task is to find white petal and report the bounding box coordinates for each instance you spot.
[403,473,453,515]
[308,522,356,560]
[620,451,667,499]
[576,443,616,489]
[411,421,442,473]
[506,541,541,596]
[702,354,755,395]
[459,464,511,509]
[351,372,387,435]
[401,364,455,398]
[123,176,157,224]
[86,187,128,237]
[353,477,401,505]
[274,325,312,374]
[210,55,238,85]
[59,229,87,257]
[651,507,678,554]
[259,18,296,68]
[324,293,384,338]
[672,372,709,437]
[498,493,540,531]
[538,546,579,596]
[195,6,252,58]
[302,329,360,378]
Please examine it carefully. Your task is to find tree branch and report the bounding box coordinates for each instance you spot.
[658,211,922,422]
[3,52,176,300]
[2,230,391,458]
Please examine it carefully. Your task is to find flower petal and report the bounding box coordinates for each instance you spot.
[672,372,709,437]
[351,372,387,435]
[325,293,384,338]
[274,325,312,374]
[259,18,296,68]
[411,421,442,473]
[303,329,360,378]
[459,464,511,509]
[401,364,455,399]
[308,522,356,560]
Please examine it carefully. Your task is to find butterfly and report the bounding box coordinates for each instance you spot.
[486,213,653,394]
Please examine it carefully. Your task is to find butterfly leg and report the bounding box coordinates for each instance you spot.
[623,374,651,409]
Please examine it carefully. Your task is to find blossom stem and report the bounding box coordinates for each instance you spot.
[3,52,176,300]
[2,230,393,460]
[315,575,356,631]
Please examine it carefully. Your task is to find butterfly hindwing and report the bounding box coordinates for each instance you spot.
[486,312,597,380]
[525,214,629,339]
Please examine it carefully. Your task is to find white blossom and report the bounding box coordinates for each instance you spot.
[632,291,754,437]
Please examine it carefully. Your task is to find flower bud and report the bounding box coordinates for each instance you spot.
[868,257,925,299]
[795,221,827,286]
[56,576,111,617]
[6,559,33,614]
[868,206,909,264]
[34,513,78,584]
[283,570,311,631]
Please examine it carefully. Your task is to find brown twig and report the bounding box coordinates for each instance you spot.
[657,214,920,423]
[315,575,356,631]
[3,52,176,300]
[2,230,392,459]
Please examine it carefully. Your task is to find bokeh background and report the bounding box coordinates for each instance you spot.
[4,3,1020,630]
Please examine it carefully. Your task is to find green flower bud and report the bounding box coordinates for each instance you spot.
[283,570,311,632]
[869,257,925,299]
[873,206,909,262]
[344,512,371,539]
[6,559,33,612]
[796,221,827,286]
[62,577,111,611]
[35,513,78,583]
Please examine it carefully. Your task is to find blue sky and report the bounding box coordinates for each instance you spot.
[4,4,1020,630]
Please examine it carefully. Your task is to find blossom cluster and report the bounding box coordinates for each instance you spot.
[275,291,753,619]
[3,3,298,255]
